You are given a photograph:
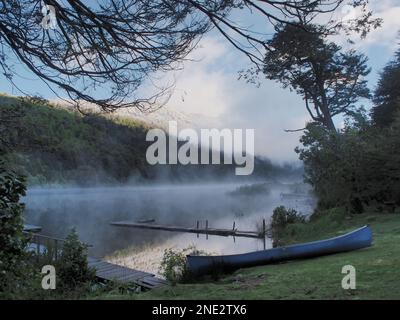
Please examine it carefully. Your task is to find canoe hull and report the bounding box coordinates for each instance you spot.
[187,225,372,276]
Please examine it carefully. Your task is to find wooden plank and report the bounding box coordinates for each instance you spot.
[88,256,166,289]
[89,259,141,275]
[91,261,114,269]
[97,266,147,279]
[109,267,150,278]
[92,263,118,272]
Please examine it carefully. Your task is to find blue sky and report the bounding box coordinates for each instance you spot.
[1,1,400,162]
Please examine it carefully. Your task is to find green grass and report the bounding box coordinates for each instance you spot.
[131,210,400,300]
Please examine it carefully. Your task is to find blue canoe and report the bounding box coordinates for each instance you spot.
[187,225,372,276]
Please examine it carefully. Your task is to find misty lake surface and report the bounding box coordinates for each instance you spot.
[23,182,315,259]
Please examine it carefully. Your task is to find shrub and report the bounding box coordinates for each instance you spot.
[0,162,28,290]
[269,206,305,246]
[159,246,208,284]
[160,248,190,285]
[271,206,305,229]
[57,229,95,290]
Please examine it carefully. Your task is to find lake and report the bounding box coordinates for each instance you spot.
[23,181,315,273]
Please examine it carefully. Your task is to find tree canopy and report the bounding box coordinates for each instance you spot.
[0,0,380,111]
[263,23,370,131]
[371,48,400,127]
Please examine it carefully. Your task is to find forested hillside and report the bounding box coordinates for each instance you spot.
[0,94,293,185]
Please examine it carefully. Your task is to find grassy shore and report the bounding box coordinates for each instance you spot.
[130,209,400,300]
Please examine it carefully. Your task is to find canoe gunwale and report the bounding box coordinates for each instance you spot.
[187,225,373,276]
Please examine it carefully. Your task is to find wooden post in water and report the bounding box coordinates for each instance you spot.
[196,220,199,238]
[206,220,208,240]
[262,219,266,250]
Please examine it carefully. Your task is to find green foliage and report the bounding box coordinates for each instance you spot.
[371,48,400,127]
[159,246,208,284]
[0,95,287,185]
[297,113,400,213]
[57,229,95,290]
[271,206,306,228]
[0,95,150,185]
[0,161,28,290]
[269,206,305,245]
[294,47,400,213]
[263,22,370,130]
[160,248,191,285]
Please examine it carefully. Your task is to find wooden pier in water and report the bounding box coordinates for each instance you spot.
[111,220,266,240]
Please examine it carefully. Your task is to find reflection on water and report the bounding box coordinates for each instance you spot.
[23,182,315,264]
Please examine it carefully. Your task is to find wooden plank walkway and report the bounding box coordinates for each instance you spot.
[111,221,262,239]
[25,231,167,290]
[88,257,168,290]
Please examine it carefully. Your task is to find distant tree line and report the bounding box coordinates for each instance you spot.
[0,95,294,185]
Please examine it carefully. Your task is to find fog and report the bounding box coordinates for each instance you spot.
[23,180,315,265]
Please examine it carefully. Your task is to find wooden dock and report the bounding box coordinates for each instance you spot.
[25,231,167,290]
[110,221,263,239]
[88,258,167,290]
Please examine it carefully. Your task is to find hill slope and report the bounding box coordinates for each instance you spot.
[0,94,296,185]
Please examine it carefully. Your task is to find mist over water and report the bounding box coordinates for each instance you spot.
[23,181,315,266]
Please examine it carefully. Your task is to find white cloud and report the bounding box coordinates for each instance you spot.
[359,4,400,51]
[160,35,309,163]
[330,0,400,52]
[140,1,400,163]
[165,37,236,118]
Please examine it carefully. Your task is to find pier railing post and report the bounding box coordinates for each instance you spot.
[263,219,266,250]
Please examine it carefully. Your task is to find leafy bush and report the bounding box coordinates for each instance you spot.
[0,162,28,290]
[159,246,208,284]
[57,229,95,290]
[269,206,305,246]
[160,248,190,285]
[271,206,305,229]
[371,48,400,127]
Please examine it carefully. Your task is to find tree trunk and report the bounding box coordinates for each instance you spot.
[321,105,336,131]
[317,79,336,132]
